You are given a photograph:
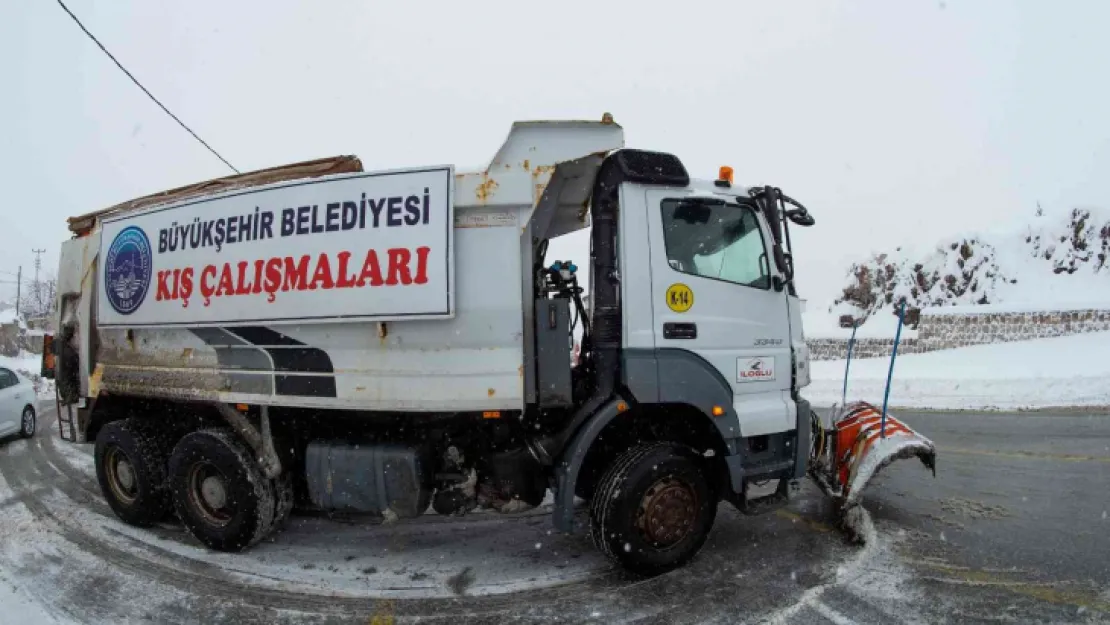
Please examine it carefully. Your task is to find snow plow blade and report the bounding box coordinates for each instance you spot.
[810,401,937,511]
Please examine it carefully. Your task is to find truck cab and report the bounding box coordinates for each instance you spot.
[530,149,818,557]
[623,175,809,439]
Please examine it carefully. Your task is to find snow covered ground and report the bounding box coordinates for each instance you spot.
[0,569,71,625]
[0,410,889,624]
[806,331,1110,410]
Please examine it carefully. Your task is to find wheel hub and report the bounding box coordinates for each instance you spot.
[637,477,698,547]
[200,476,227,510]
[116,460,135,490]
[22,410,33,433]
[105,448,138,504]
[187,462,232,526]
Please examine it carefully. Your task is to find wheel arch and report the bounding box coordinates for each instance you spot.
[87,395,221,443]
[553,399,730,533]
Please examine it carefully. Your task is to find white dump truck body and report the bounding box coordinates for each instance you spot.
[59,121,624,413]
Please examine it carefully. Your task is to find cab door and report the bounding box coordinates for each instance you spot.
[645,190,795,436]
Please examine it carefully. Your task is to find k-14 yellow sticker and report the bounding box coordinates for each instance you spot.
[666,283,693,312]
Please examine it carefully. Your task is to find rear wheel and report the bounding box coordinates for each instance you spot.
[94,419,173,526]
[169,429,276,551]
[589,442,716,576]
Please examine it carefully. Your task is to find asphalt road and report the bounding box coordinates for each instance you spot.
[0,406,1106,624]
[860,408,1110,623]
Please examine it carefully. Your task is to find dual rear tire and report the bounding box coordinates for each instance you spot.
[95,420,293,550]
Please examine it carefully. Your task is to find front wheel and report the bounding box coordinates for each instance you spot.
[19,405,35,438]
[589,442,717,576]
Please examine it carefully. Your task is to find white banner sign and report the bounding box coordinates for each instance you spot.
[97,167,454,327]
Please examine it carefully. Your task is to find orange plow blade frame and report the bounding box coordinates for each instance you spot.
[811,401,937,508]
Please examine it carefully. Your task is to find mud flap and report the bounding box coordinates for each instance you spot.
[810,401,936,537]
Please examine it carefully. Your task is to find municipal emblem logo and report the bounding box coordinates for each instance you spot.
[104,226,153,315]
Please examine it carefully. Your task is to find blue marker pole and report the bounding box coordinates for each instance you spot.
[841,322,859,406]
[880,300,907,439]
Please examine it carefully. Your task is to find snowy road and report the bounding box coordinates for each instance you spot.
[857,409,1110,623]
[0,406,1106,623]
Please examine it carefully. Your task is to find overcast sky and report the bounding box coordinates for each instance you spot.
[2,0,1107,308]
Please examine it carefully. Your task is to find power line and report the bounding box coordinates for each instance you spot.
[54,0,240,174]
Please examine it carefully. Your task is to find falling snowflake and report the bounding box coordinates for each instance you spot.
[623,543,631,552]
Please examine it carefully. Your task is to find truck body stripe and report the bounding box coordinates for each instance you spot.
[186,326,337,398]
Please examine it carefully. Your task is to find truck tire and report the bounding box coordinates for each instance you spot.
[19,405,36,438]
[168,429,277,552]
[94,419,174,527]
[589,442,717,576]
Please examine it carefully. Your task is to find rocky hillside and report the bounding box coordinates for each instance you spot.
[830,207,1110,328]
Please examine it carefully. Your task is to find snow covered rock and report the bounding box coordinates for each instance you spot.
[829,206,1110,328]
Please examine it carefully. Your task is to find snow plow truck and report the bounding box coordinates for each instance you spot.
[42,116,935,575]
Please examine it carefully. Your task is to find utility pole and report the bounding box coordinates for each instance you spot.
[31,249,45,319]
[14,266,21,314]
[32,249,45,285]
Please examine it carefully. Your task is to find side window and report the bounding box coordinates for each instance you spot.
[0,369,14,389]
[660,199,771,289]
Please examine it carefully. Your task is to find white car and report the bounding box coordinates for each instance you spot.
[0,367,37,439]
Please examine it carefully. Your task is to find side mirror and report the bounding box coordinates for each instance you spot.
[785,208,815,227]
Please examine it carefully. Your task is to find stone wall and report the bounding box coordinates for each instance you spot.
[808,307,1110,360]
[808,337,924,361]
[918,308,1110,348]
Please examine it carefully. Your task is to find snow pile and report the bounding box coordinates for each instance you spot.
[760,507,920,625]
[0,307,29,330]
[0,351,52,398]
[806,331,1110,410]
[1,350,41,374]
[806,206,1110,337]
